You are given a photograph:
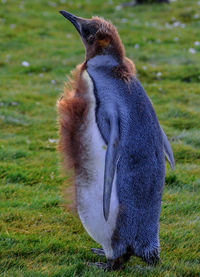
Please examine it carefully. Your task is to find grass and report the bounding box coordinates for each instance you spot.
[0,0,200,276]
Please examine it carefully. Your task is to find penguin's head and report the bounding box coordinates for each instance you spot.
[59,11,125,61]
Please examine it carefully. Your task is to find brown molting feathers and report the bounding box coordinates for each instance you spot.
[57,64,91,212]
[112,57,136,82]
[89,16,125,60]
[85,16,136,82]
[86,16,125,61]
[57,64,88,171]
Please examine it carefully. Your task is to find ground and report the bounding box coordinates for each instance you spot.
[0,0,200,276]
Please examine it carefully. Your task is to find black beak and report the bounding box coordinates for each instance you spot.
[59,10,81,34]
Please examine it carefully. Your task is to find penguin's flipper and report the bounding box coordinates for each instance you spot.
[103,117,119,221]
[160,127,175,170]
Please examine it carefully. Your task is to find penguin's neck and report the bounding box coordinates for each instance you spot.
[87,54,119,71]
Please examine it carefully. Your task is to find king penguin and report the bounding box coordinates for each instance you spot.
[57,11,175,270]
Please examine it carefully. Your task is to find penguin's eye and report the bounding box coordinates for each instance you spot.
[82,28,90,37]
[82,25,97,39]
[81,26,96,44]
[84,29,90,37]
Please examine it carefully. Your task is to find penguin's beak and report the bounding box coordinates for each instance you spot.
[59,10,81,35]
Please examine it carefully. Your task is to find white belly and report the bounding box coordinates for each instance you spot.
[75,71,119,259]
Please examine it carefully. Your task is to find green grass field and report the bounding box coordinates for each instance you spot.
[0,0,200,276]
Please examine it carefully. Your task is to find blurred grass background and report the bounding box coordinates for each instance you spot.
[0,0,200,276]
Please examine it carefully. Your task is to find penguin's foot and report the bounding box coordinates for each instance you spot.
[107,259,125,271]
[91,248,105,256]
[88,252,132,271]
[88,262,110,271]
[88,259,125,271]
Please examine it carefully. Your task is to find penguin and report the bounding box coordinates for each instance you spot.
[57,11,175,270]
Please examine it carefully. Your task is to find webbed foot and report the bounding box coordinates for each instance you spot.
[88,262,110,271]
[88,251,132,271]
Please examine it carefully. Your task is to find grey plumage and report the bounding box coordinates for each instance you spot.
[87,54,172,263]
[58,11,175,270]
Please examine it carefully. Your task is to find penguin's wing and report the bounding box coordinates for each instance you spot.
[160,127,175,170]
[103,116,119,221]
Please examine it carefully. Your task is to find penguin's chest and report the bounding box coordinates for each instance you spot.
[75,71,119,256]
